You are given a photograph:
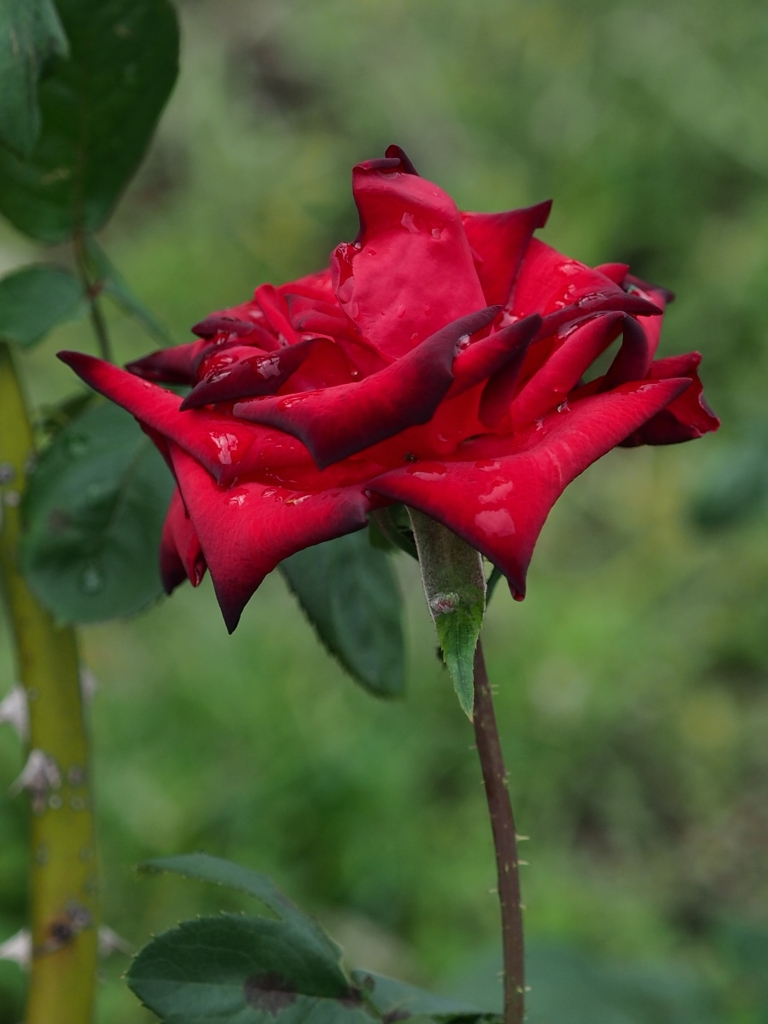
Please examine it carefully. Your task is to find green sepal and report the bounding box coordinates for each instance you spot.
[407,510,486,719]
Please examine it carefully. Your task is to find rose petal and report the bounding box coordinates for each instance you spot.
[370,377,691,597]
[620,353,720,445]
[594,262,630,284]
[461,200,552,306]
[384,144,420,175]
[126,340,209,384]
[330,162,487,358]
[255,284,301,346]
[514,240,663,327]
[191,316,264,339]
[59,350,263,483]
[620,276,672,361]
[168,443,373,631]
[181,338,325,409]
[233,306,500,470]
[508,312,624,428]
[160,488,206,593]
[449,314,541,397]
[277,267,335,303]
[600,314,654,390]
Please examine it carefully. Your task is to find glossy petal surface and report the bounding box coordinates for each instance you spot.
[169,444,373,631]
[233,307,499,469]
[331,162,487,358]
[371,378,691,596]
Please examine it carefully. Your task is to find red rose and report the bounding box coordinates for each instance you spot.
[60,147,719,631]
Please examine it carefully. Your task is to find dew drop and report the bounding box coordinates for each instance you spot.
[401,211,419,234]
[85,481,108,502]
[79,562,105,595]
[474,509,516,537]
[408,465,447,480]
[66,435,88,458]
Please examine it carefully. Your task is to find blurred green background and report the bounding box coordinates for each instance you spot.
[2,0,768,1020]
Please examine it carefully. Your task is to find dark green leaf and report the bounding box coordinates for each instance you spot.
[408,511,486,718]
[370,505,418,559]
[139,853,342,965]
[0,0,68,157]
[352,971,493,1021]
[280,531,405,698]
[0,0,179,242]
[485,565,503,602]
[21,401,174,622]
[0,264,84,346]
[37,390,99,440]
[127,915,373,1024]
[85,235,174,347]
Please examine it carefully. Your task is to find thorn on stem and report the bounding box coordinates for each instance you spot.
[0,685,28,741]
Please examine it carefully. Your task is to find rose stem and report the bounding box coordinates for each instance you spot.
[0,342,99,1024]
[472,637,524,1024]
[74,230,113,363]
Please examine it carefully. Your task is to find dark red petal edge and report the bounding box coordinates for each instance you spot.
[160,488,207,593]
[168,443,374,632]
[233,306,501,470]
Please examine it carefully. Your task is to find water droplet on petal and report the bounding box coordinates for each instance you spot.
[401,211,419,234]
[478,481,514,505]
[474,509,516,537]
[408,464,447,480]
[257,356,281,379]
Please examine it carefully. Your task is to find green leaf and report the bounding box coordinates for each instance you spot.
[408,510,486,718]
[369,505,418,559]
[352,971,494,1021]
[127,915,374,1024]
[130,859,367,1023]
[85,235,174,347]
[0,0,179,242]
[20,401,174,622]
[139,853,341,965]
[0,0,68,157]
[0,264,84,346]
[279,531,405,698]
[486,564,503,602]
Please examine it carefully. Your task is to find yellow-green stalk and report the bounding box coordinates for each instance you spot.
[0,341,99,1024]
